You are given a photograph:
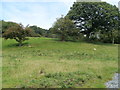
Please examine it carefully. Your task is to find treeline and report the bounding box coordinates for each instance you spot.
[1,20,50,37]
[1,2,120,45]
[50,2,120,44]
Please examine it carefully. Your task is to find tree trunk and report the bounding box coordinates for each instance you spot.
[112,37,114,44]
[86,33,90,40]
[61,35,65,41]
[19,41,22,46]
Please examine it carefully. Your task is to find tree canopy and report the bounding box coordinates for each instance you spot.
[3,23,33,46]
[29,25,47,37]
[1,20,48,37]
[1,20,18,34]
[67,2,119,43]
[51,16,80,41]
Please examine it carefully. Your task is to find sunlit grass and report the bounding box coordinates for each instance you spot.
[2,37,118,88]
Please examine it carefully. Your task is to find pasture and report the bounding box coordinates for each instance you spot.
[2,37,118,88]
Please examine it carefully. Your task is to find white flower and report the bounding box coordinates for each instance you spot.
[94,48,96,51]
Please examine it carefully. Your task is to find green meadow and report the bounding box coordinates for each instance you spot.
[2,37,118,88]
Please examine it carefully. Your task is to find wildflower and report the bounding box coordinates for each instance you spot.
[94,48,96,51]
[28,45,32,48]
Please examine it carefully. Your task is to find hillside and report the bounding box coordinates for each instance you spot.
[2,37,118,88]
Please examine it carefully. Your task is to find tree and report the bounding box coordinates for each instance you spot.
[1,20,18,34]
[67,2,119,43]
[29,25,47,37]
[3,23,33,46]
[99,29,119,44]
[52,16,79,41]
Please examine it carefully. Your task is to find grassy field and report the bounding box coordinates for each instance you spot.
[2,37,118,88]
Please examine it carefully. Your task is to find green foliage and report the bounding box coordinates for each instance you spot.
[51,16,80,41]
[99,29,119,44]
[3,23,33,46]
[1,20,48,37]
[1,20,18,34]
[67,2,119,43]
[29,25,48,37]
[38,71,93,88]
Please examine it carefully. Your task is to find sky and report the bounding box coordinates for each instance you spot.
[1,0,120,29]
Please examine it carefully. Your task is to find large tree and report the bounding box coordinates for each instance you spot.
[1,20,18,34]
[67,2,119,43]
[3,23,33,46]
[52,16,79,41]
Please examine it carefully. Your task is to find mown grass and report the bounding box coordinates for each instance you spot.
[2,37,118,88]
